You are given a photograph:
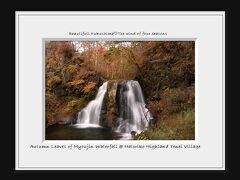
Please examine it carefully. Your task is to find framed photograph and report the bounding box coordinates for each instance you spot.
[15,11,225,170]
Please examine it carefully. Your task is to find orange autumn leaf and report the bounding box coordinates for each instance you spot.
[67,79,85,86]
[83,82,96,93]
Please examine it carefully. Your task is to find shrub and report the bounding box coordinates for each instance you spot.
[148,86,194,120]
[64,98,87,113]
[83,82,97,94]
[67,79,85,86]
[46,74,61,90]
[145,109,195,140]
[132,131,150,140]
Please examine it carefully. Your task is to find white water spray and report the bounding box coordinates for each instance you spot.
[77,82,108,125]
[115,80,152,133]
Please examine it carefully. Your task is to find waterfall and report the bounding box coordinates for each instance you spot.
[77,82,108,125]
[115,80,152,133]
[77,80,152,135]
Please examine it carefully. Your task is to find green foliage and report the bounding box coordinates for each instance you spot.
[148,86,194,120]
[132,131,149,140]
[150,109,194,140]
[104,47,121,58]
[46,73,61,90]
[65,98,87,113]
[133,109,195,140]
[62,64,78,73]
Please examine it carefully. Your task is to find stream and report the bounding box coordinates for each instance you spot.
[46,124,132,140]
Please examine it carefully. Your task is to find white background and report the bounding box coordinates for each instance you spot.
[16,12,224,170]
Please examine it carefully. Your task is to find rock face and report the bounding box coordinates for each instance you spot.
[54,113,77,125]
[100,80,118,128]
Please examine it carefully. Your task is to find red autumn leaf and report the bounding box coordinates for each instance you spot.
[98,47,105,54]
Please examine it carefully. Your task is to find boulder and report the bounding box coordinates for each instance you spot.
[54,113,77,125]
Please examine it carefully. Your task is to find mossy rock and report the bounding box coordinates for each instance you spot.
[132,131,149,140]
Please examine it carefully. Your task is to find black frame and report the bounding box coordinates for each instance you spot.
[11,8,230,176]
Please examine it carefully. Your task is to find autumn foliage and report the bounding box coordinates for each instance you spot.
[45,41,195,139]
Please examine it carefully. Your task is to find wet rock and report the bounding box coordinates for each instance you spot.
[54,113,77,125]
[100,80,118,128]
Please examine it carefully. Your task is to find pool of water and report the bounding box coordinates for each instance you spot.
[46,124,132,140]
